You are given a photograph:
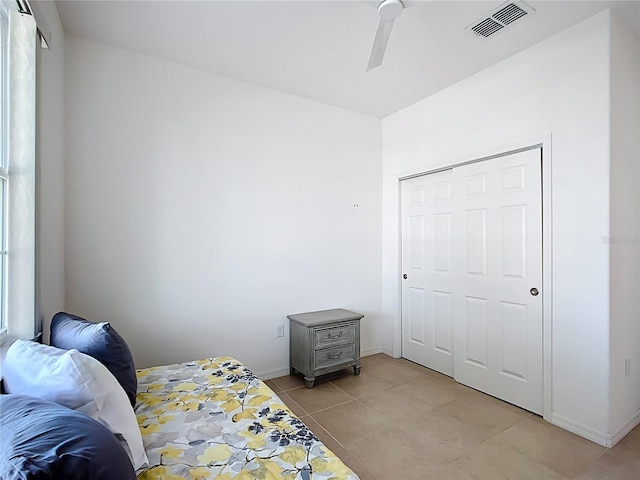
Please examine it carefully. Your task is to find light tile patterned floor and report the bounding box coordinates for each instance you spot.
[266,354,640,480]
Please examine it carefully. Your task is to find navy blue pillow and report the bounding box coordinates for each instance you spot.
[50,312,137,406]
[0,394,137,480]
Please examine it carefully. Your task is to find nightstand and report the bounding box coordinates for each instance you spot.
[288,308,364,388]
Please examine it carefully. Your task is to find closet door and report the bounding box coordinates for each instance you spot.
[452,148,542,414]
[401,169,455,376]
[401,148,543,414]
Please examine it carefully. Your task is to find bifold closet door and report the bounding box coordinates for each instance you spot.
[401,148,543,414]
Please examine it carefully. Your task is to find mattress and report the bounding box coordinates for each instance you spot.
[135,356,359,480]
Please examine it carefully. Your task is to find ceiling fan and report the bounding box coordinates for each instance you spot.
[366,0,405,71]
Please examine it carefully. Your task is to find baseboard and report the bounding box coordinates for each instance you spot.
[551,410,640,448]
[256,367,291,381]
[610,409,640,447]
[362,345,394,358]
[381,345,396,357]
[550,413,613,447]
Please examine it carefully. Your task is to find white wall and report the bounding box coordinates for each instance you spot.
[382,11,614,442]
[35,1,65,338]
[609,14,640,440]
[64,36,383,377]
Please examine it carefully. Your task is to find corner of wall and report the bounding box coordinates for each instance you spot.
[608,9,640,441]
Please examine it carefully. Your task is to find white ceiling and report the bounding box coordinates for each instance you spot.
[55,0,640,118]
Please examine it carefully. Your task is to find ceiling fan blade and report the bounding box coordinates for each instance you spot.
[366,17,395,71]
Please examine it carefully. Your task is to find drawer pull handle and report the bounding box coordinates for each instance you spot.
[327,351,343,360]
[327,331,343,339]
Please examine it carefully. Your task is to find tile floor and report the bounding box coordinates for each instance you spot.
[266,354,640,480]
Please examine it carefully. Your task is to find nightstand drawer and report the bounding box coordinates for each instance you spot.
[315,344,356,369]
[314,323,355,346]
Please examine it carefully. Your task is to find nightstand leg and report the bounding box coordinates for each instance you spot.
[353,365,361,375]
[290,366,296,376]
[304,377,315,389]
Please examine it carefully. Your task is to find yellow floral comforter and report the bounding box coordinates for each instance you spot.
[135,357,359,480]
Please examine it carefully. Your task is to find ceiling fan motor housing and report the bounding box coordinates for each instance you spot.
[378,0,403,20]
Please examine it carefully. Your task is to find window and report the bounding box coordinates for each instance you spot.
[0,172,6,342]
[0,4,8,342]
[0,5,36,344]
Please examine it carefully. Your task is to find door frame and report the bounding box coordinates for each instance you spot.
[393,135,553,421]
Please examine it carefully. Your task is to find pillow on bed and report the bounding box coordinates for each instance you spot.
[2,340,148,471]
[50,311,137,406]
[0,394,136,480]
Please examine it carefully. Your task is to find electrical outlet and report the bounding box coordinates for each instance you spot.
[276,323,285,338]
[625,358,631,377]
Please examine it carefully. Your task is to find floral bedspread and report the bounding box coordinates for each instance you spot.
[135,357,359,480]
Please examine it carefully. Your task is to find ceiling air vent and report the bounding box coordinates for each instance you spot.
[466,1,535,39]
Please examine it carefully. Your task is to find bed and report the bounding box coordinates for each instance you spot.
[0,312,359,480]
[136,356,358,480]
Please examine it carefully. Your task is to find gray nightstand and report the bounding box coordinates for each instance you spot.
[288,308,364,388]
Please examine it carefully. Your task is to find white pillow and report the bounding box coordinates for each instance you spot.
[3,340,148,470]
